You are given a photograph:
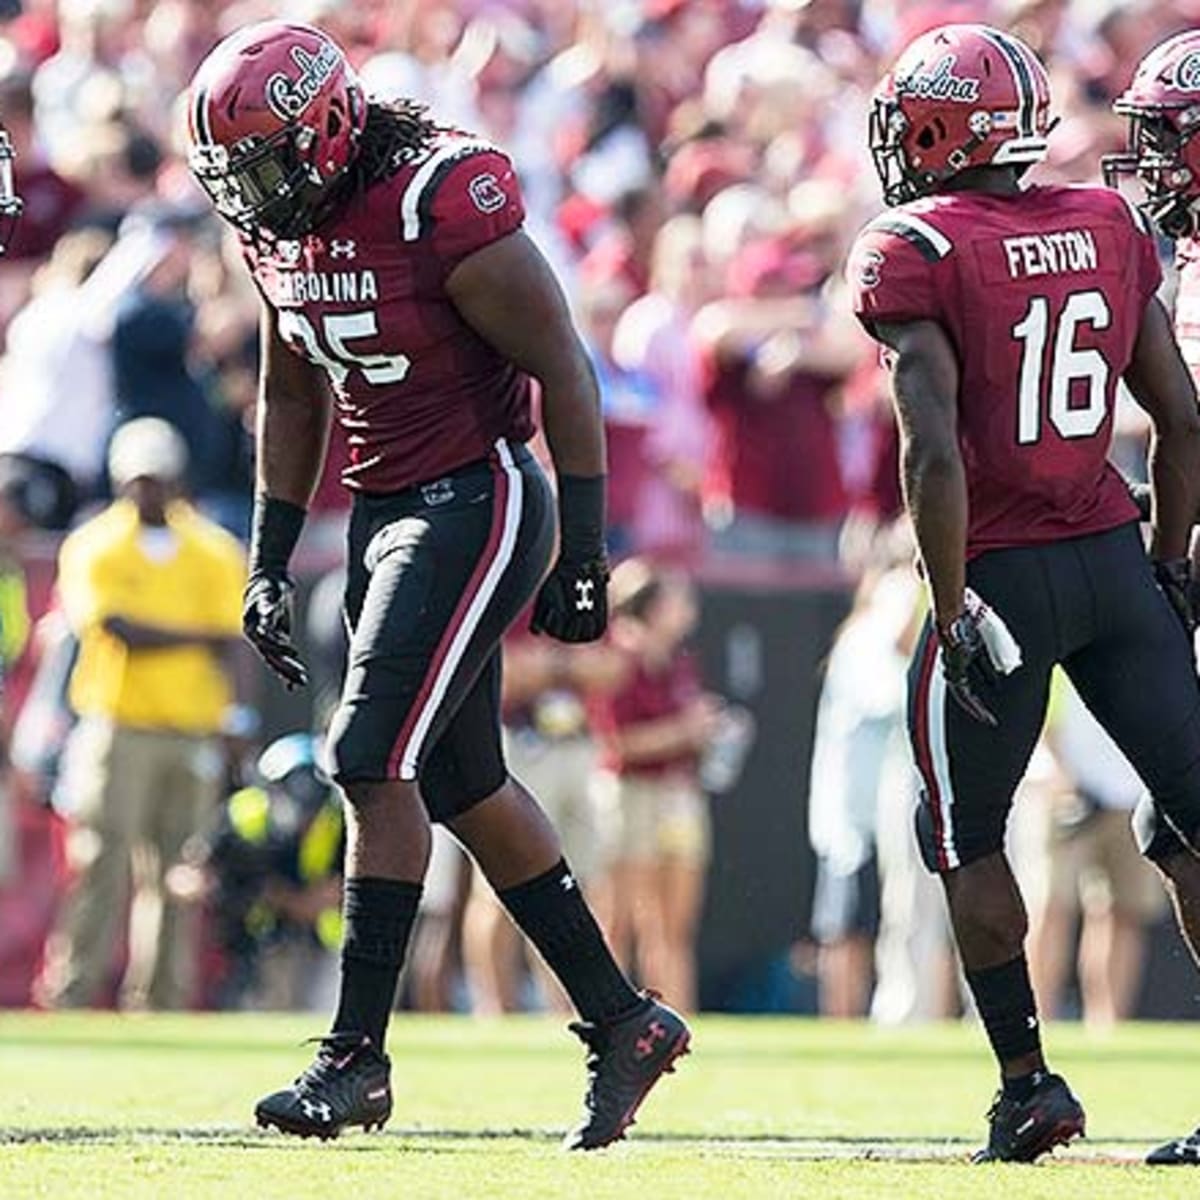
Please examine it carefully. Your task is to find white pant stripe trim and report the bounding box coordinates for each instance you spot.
[927,646,960,869]
[397,438,522,778]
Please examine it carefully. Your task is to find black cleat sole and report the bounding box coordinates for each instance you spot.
[254,1109,390,1141]
[973,1114,1086,1164]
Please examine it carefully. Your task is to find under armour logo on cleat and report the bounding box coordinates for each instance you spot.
[634,1021,668,1059]
[574,579,595,612]
[300,1098,334,1123]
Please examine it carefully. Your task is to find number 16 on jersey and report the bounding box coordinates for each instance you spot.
[1013,289,1112,446]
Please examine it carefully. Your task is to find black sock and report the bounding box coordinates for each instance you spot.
[1001,1069,1047,1103]
[331,877,422,1051]
[964,954,1044,1077]
[498,859,643,1024]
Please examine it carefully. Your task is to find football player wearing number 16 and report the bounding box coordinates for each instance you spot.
[847,23,1200,1164]
[186,21,688,1149]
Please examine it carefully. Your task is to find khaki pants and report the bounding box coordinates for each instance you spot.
[51,721,222,1009]
[505,732,600,879]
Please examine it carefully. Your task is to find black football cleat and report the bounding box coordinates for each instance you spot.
[972,1072,1085,1163]
[563,995,691,1151]
[255,1032,392,1140]
[1147,1128,1200,1165]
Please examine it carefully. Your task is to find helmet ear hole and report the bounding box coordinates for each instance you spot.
[916,124,937,150]
[327,105,343,139]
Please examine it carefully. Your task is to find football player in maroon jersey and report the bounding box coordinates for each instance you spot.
[1107,29,1200,1166]
[186,21,688,1148]
[0,124,21,254]
[848,24,1200,1162]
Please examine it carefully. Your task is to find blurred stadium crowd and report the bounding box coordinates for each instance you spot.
[0,0,1192,1021]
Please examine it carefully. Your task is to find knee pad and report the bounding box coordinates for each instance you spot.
[326,701,389,788]
[913,792,1000,874]
[1133,791,1194,863]
[914,798,944,874]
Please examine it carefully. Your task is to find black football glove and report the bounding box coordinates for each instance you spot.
[531,555,610,643]
[245,494,308,689]
[1153,558,1197,639]
[532,474,609,644]
[243,572,308,689]
[938,610,999,727]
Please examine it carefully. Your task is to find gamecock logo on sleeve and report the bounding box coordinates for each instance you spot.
[468,173,508,215]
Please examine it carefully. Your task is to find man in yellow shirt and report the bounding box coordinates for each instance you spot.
[50,418,245,1009]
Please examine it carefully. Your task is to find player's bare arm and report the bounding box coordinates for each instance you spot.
[241,303,334,689]
[257,302,333,506]
[872,318,966,628]
[874,317,1000,727]
[1122,296,1200,564]
[448,230,610,643]
[446,230,604,477]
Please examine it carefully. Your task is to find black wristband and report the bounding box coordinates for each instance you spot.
[249,494,306,577]
[557,474,606,563]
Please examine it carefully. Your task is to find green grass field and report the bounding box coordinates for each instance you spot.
[3,1014,1200,1199]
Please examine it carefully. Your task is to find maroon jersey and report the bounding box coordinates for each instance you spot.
[243,131,535,492]
[590,650,702,778]
[1174,236,1200,381]
[847,185,1159,556]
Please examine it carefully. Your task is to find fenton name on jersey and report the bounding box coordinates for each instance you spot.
[1002,229,1099,279]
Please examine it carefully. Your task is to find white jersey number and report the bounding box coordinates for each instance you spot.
[278,310,411,390]
[1012,289,1111,446]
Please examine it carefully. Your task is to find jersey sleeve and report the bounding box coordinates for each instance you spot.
[421,147,526,270]
[1122,195,1164,308]
[846,216,949,331]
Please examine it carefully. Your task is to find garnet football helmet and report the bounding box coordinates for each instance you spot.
[187,21,366,239]
[870,24,1052,207]
[0,126,22,255]
[1105,31,1200,238]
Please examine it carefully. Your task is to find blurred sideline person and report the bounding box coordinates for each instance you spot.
[849,23,1200,1164]
[0,117,26,886]
[588,559,717,1012]
[462,627,623,1014]
[187,21,688,1147]
[1106,28,1200,1165]
[808,559,923,1018]
[175,734,344,1013]
[0,228,115,523]
[46,418,245,1009]
[1029,676,1165,1029]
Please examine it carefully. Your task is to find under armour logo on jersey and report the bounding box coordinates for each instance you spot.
[561,873,577,892]
[468,173,508,215]
[574,579,596,612]
[300,1098,333,1123]
[329,239,357,260]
